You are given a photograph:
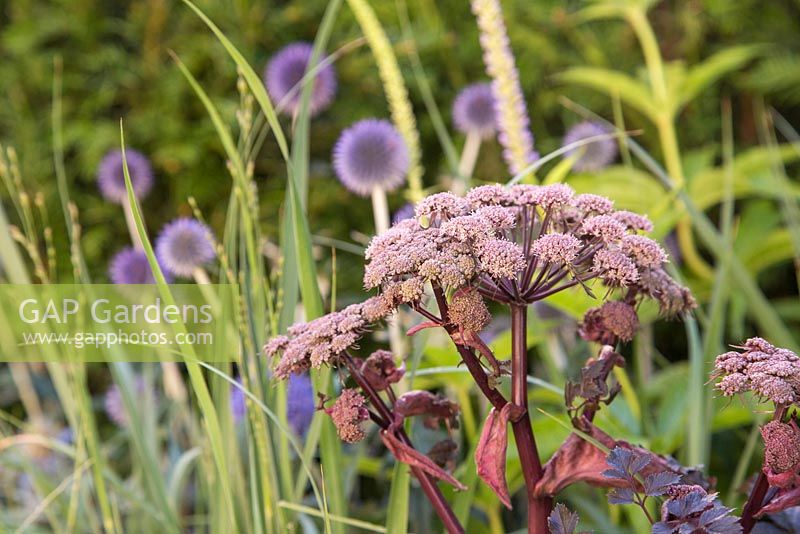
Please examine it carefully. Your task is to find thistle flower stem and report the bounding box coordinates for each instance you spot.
[371,186,406,359]
[455,132,481,193]
[510,304,550,533]
[740,404,788,533]
[370,187,390,236]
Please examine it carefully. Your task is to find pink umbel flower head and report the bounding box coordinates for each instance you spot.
[712,338,800,405]
[363,183,690,311]
[265,296,395,379]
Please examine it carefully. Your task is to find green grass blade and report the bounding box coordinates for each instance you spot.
[385,463,411,534]
[181,0,290,163]
[286,2,348,530]
[119,126,240,531]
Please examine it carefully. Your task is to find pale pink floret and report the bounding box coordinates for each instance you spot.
[743,337,777,354]
[531,233,582,264]
[440,215,496,242]
[266,297,395,379]
[509,184,541,206]
[611,210,654,233]
[529,183,575,210]
[476,239,526,279]
[473,206,517,230]
[414,192,470,221]
[579,215,626,244]
[717,373,749,396]
[465,184,513,208]
[264,335,290,357]
[574,193,614,215]
[621,235,667,268]
[592,248,639,287]
[714,351,747,374]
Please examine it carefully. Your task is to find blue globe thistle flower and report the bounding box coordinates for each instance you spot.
[108,247,172,284]
[452,82,497,139]
[97,148,154,204]
[392,203,415,225]
[287,372,314,437]
[155,218,216,278]
[332,119,409,197]
[264,42,337,117]
[230,378,247,423]
[104,377,149,428]
[562,121,618,173]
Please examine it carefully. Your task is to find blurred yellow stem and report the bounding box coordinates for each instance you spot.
[455,132,481,194]
[629,5,715,280]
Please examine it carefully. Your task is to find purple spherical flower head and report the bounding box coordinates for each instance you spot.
[392,203,415,225]
[104,376,148,428]
[97,148,154,204]
[264,42,337,117]
[155,218,216,278]
[109,247,173,284]
[562,121,618,173]
[230,377,247,423]
[333,119,409,197]
[287,372,314,437]
[453,82,497,139]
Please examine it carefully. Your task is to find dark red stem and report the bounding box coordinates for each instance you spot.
[431,286,507,408]
[740,405,788,533]
[342,353,464,534]
[510,304,551,533]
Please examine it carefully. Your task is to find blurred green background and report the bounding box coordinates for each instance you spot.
[2,0,798,287]
[2,0,800,530]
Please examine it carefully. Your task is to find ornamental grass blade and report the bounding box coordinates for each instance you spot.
[380,431,466,490]
[475,403,513,509]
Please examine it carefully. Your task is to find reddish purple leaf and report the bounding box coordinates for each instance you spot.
[534,421,685,498]
[380,430,466,490]
[475,403,513,509]
[757,485,800,517]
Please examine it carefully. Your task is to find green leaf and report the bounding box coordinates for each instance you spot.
[385,463,411,534]
[558,67,658,121]
[676,46,762,111]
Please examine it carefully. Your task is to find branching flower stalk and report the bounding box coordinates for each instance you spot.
[711,337,800,533]
[265,184,693,532]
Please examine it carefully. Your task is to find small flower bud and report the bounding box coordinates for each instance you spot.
[327,389,369,443]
